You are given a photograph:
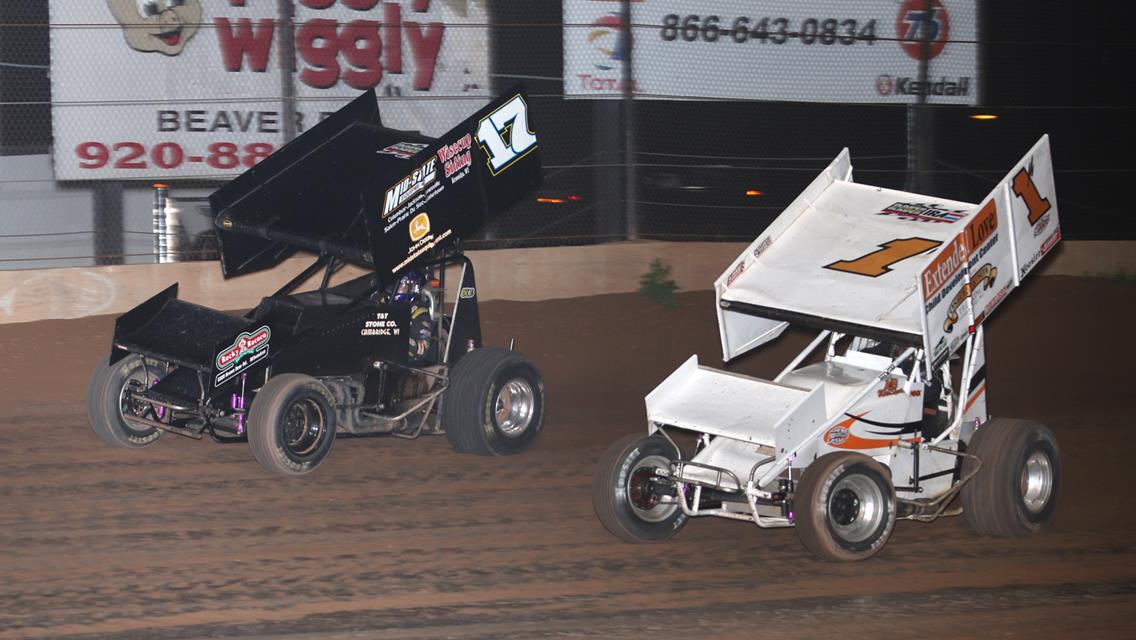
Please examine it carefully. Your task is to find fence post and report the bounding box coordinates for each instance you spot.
[152,183,168,263]
[152,183,183,263]
[621,0,638,240]
[278,0,297,144]
[905,0,936,195]
[93,182,124,266]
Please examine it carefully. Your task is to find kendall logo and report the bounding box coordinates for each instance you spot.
[383,158,438,218]
[877,75,971,97]
[216,326,271,370]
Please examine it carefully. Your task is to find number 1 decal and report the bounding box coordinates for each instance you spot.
[825,237,942,277]
[1011,167,1052,225]
[476,95,538,175]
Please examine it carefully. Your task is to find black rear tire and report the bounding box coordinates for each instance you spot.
[961,418,1060,536]
[795,452,896,562]
[592,433,688,542]
[443,347,544,456]
[86,355,165,448]
[247,374,336,476]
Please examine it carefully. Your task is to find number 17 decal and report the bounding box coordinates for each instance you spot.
[476,94,538,175]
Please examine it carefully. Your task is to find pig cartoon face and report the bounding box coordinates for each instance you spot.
[106,0,202,56]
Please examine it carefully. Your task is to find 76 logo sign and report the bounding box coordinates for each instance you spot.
[476,95,538,176]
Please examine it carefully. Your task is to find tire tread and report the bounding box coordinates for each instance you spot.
[443,348,544,456]
[962,418,1060,537]
[247,373,336,476]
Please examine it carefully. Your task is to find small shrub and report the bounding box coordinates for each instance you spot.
[638,258,679,308]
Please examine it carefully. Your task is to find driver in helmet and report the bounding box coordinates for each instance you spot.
[386,270,435,364]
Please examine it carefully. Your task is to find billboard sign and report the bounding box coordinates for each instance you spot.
[49,0,490,181]
[564,0,977,104]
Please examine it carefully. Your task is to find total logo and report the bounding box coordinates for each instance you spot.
[586,12,630,71]
[409,212,431,242]
[896,0,950,60]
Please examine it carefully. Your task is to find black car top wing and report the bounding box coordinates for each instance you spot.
[364,89,542,284]
[208,87,542,283]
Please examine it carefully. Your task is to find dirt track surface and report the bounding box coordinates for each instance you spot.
[2,275,1135,639]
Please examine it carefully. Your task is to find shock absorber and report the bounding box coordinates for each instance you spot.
[230,373,248,436]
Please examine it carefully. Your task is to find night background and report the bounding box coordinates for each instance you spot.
[0,1,1132,264]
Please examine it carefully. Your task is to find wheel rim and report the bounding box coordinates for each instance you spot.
[118,365,161,436]
[281,397,328,457]
[827,473,886,543]
[494,378,534,437]
[627,454,678,522]
[1021,450,1054,514]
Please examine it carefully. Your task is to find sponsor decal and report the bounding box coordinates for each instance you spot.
[214,325,271,386]
[825,413,923,450]
[436,132,473,180]
[824,426,850,446]
[752,236,773,259]
[408,212,431,242]
[361,311,401,337]
[921,235,967,301]
[586,11,631,71]
[877,378,904,397]
[982,282,1011,318]
[726,261,746,287]
[459,286,476,299]
[1040,228,1061,254]
[964,200,999,252]
[378,141,427,159]
[383,157,438,218]
[932,336,948,362]
[944,263,997,332]
[879,202,966,224]
[1018,228,1062,280]
[393,228,453,274]
[876,75,970,97]
[896,0,951,60]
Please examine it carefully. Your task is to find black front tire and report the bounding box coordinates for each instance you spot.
[961,418,1060,536]
[247,374,336,476]
[86,355,165,448]
[443,347,544,456]
[592,433,688,542]
[794,452,897,562]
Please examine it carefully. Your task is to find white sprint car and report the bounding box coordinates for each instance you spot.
[593,136,1062,561]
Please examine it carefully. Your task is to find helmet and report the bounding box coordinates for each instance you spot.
[391,270,425,304]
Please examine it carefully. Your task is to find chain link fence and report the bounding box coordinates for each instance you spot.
[1,1,1132,270]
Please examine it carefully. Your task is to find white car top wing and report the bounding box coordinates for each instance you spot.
[717,158,976,352]
[716,136,1058,363]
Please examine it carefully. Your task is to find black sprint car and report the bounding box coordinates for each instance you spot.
[86,87,547,476]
